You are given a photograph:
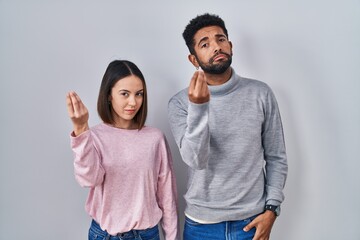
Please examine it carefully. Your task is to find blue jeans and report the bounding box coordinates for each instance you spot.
[88,219,160,240]
[184,215,258,240]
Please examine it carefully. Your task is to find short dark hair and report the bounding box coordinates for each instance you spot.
[183,13,228,54]
[97,60,148,130]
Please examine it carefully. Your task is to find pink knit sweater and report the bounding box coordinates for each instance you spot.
[70,123,178,239]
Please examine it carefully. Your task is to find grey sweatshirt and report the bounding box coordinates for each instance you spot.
[168,69,288,222]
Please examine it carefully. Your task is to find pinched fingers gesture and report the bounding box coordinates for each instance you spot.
[66,91,89,136]
[188,70,210,104]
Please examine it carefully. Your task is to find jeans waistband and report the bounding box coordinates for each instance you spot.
[90,219,159,239]
[90,220,142,238]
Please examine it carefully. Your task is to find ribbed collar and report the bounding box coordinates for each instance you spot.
[208,68,239,96]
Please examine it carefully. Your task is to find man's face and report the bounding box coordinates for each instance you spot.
[191,26,233,74]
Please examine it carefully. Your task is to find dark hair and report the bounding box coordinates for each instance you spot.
[183,13,229,54]
[97,60,147,130]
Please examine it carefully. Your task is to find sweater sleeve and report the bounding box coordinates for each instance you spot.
[168,96,210,170]
[156,136,179,240]
[70,130,105,188]
[262,89,288,205]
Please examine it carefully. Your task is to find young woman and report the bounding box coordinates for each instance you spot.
[66,60,179,240]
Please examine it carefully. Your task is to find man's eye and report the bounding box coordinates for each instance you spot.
[201,43,208,48]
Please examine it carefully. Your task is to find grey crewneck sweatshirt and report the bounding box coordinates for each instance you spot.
[168,69,288,222]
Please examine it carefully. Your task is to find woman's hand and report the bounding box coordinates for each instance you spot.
[66,91,89,136]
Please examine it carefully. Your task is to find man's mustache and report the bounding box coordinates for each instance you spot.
[209,52,232,64]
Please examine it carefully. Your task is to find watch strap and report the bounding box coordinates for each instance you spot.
[264,204,279,216]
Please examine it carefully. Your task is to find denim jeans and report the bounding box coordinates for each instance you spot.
[184,215,258,240]
[88,219,160,240]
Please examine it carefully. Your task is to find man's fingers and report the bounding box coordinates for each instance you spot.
[244,213,274,240]
[196,71,210,102]
[197,71,209,94]
[252,230,261,240]
[188,70,210,103]
[243,221,255,232]
[189,71,199,92]
[244,220,261,239]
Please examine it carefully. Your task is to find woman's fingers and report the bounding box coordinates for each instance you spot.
[66,92,75,117]
[66,91,89,136]
[66,91,89,123]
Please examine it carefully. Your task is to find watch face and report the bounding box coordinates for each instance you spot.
[275,206,281,216]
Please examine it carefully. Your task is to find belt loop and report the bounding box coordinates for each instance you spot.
[132,229,139,238]
[117,233,125,240]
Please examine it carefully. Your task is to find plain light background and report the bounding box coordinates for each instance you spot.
[1,0,359,239]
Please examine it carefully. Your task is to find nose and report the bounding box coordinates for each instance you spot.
[128,96,136,107]
[213,41,221,54]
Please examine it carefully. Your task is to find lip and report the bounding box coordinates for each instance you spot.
[124,109,136,114]
[213,54,227,61]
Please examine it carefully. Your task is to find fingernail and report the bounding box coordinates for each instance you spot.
[243,228,248,232]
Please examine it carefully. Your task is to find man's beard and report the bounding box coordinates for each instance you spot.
[196,52,232,74]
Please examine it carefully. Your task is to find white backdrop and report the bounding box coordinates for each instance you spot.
[1,0,359,239]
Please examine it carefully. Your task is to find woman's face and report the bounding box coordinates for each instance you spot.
[109,75,144,129]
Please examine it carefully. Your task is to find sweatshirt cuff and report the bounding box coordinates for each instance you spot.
[266,199,281,206]
[70,130,90,146]
[187,101,209,121]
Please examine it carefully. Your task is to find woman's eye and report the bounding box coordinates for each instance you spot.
[136,92,144,97]
[120,92,129,97]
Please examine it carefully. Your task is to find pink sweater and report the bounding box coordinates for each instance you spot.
[70,123,178,239]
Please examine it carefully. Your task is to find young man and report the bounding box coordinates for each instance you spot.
[168,13,288,240]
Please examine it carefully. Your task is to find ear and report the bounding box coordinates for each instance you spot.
[188,54,199,68]
[229,41,233,54]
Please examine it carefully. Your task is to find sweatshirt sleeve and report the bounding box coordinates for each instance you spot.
[156,136,179,240]
[168,95,210,170]
[70,130,105,188]
[262,89,288,205]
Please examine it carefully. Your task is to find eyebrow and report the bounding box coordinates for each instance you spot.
[197,37,209,46]
[197,34,227,47]
[118,89,144,92]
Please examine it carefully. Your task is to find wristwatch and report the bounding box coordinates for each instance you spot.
[264,204,281,216]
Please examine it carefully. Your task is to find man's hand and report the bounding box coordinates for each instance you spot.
[243,211,276,240]
[66,91,89,136]
[188,70,210,104]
